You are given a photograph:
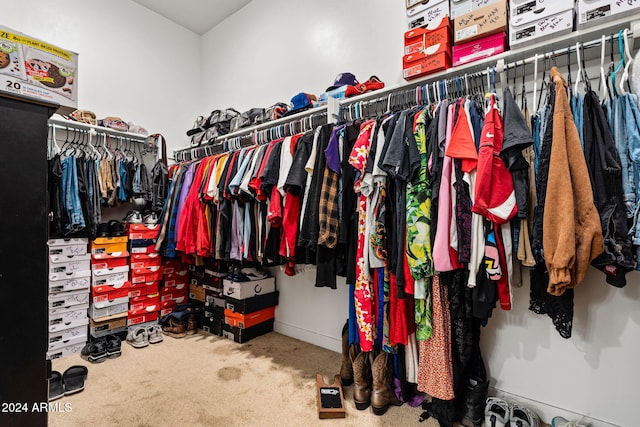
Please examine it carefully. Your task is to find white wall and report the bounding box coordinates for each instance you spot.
[201,2,640,426]
[1,0,201,153]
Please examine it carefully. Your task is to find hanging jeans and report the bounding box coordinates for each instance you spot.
[61,156,85,235]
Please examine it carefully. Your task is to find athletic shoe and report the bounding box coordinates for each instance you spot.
[106,334,122,358]
[126,327,149,348]
[551,416,587,427]
[510,403,540,427]
[147,325,163,344]
[88,338,108,363]
[124,210,143,224]
[485,397,510,427]
[143,212,159,225]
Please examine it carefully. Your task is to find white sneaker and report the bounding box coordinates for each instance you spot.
[147,324,163,344]
[510,403,540,427]
[551,416,587,427]
[126,327,149,348]
[485,397,510,427]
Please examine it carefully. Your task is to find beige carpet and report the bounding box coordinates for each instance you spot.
[50,331,438,427]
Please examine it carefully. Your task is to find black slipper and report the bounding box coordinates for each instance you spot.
[63,365,88,395]
[49,371,63,401]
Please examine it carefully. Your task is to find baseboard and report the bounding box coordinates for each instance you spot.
[489,387,621,427]
[274,320,341,353]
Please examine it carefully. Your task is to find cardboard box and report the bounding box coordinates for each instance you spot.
[127,310,159,326]
[48,306,88,333]
[454,1,508,43]
[222,277,276,300]
[403,51,452,80]
[128,224,160,240]
[453,32,507,66]
[131,266,163,284]
[129,281,160,298]
[92,279,131,296]
[204,305,225,320]
[47,238,87,256]
[189,283,206,302]
[205,292,226,308]
[202,317,223,336]
[160,293,189,304]
[160,282,188,294]
[577,0,640,28]
[91,287,131,304]
[88,301,129,319]
[48,332,86,352]
[130,241,156,254]
[91,236,128,256]
[91,255,129,270]
[92,265,130,286]
[48,253,91,275]
[451,0,503,18]
[163,271,190,287]
[129,294,160,312]
[89,313,127,337]
[48,289,90,310]
[510,0,570,26]
[48,324,86,348]
[224,291,279,314]
[510,8,573,46]
[47,341,85,360]
[404,17,451,55]
[407,0,450,30]
[224,306,276,329]
[0,25,78,112]
[130,252,162,269]
[222,319,274,344]
[48,270,91,293]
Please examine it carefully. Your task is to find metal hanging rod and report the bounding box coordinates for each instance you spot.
[48,116,149,141]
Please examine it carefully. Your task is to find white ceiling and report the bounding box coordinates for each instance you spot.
[131,0,252,35]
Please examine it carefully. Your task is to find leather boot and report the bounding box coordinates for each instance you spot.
[460,377,489,427]
[339,321,354,386]
[370,352,402,416]
[351,348,372,410]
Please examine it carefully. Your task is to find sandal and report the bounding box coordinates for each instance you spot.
[49,371,64,401]
[63,365,88,395]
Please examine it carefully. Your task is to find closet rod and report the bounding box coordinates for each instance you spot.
[48,117,149,141]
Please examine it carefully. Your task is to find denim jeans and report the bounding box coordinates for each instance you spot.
[613,95,636,220]
[571,94,584,149]
[61,156,85,234]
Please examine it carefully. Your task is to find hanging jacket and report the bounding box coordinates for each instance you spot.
[543,67,603,296]
[583,90,635,286]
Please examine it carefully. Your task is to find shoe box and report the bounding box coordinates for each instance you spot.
[406,0,449,30]
[131,265,164,284]
[452,32,507,66]
[47,238,88,257]
[202,317,224,336]
[454,0,508,44]
[224,306,276,329]
[127,307,159,326]
[130,239,156,254]
[47,340,87,360]
[127,223,160,240]
[91,236,128,256]
[49,289,90,310]
[88,299,129,319]
[91,253,129,270]
[222,318,275,344]
[189,283,205,302]
[404,18,451,55]
[130,252,162,269]
[91,280,131,302]
[49,269,91,293]
[48,330,87,353]
[162,258,190,276]
[49,253,91,275]
[509,0,573,47]
[130,280,160,297]
[89,313,128,338]
[163,270,190,287]
[450,0,503,19]
[577,0,640,29]
[48,304,89,333]
[222,277,276,300]
[224,291,279,314]
[92,265,130,287]
[129,292,160,312]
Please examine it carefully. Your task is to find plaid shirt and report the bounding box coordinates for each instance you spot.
[317,164,340,248]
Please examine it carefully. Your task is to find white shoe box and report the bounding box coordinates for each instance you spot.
[577,0,640,28]
[48,289,90,310]
[47,333,86,352]
[47,341,85,360]
[48,253,91,275]
[47,238,88,257]
[92,266,130,286]
[451,0,502,19]
[48,324,87,351]
[510,0,571,26]
[223,277,276,300]
[48,305,88,333]
[407,0,450,29]
[510,8,574,46]
[88,299,130,319]
[49,269,91,293]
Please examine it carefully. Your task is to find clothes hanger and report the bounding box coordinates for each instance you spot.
[599,35,608,100]
[611,30,625,97]
[574,42,583,95]
[620,28,633,96]
[580,42,592,93]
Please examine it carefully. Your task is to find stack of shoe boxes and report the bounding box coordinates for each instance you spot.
[403,0,451,80]
[452,0,508,66]
[200,260,228,336]
[509,0,574,48]
[89,234,130,338]
[127,223,163,328]
[221,273,278,343]
[160,259,190,317]
[47,238,91,360]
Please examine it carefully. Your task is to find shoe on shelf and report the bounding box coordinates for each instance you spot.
[485,397,510,427]
[126,327,149,348]
[162,317,187,338]
[106,334,122,358]
[551,416,587,427]
[147,325,163,344]
[510,403,540,427]
[96,222,110,237]
[143,212,159,225]
[124,210,143,224]
[107,219,125,236]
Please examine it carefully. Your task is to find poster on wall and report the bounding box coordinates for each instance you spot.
[0,25,78,111]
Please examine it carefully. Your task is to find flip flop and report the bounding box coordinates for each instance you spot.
[49,371,63,401]
[63,365,88,395]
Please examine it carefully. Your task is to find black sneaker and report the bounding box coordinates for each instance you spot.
[106,335,122,358]
[88,338,108,363]
[108,220,125,236]
[124,210,143,224]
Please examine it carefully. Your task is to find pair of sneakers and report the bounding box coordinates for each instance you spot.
[126,325,163,348]
[81,335,121,363]
[485,397,540,427]
[124,210,159,225]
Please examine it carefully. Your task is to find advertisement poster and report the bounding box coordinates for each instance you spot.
[0,25,78,110]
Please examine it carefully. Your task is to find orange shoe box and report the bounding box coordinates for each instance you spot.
[224,306,276,329]
[91,236,128,256]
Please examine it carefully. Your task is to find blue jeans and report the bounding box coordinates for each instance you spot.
[61,156,85,234]
[615,95,636,220]
[571,94,584,149]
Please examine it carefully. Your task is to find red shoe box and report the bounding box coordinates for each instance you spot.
[130,252,162,269]
[163,270,190,285]
[452,32,507,67]
[91,255,129,270]
[129,280,160,298]
[403,51,451,80]
[131,266,163,284]
[129,293,160,312]
[160,293,188,304]
[127,309,158,326]
[91,282,131,303]
[161,282,188,294]
[404,17,451,55]
[127,224,160,240]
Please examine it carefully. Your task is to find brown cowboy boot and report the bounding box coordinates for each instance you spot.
[351,347,372,410]
[339,321,354,386]
[371,351,402,415]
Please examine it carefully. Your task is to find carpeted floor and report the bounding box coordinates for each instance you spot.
[49,330,437,427]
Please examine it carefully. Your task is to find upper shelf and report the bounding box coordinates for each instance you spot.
[48,114,150,141]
